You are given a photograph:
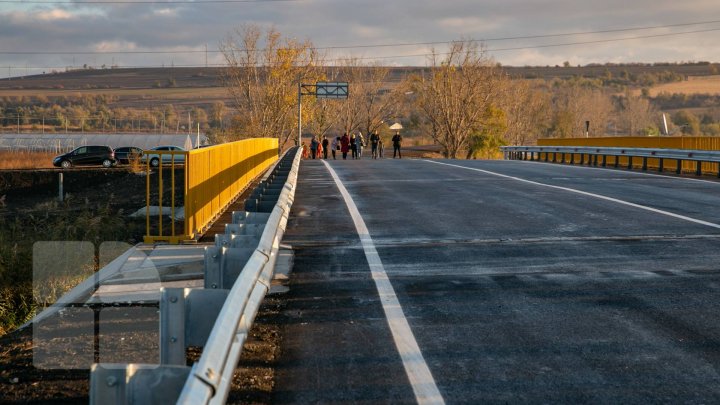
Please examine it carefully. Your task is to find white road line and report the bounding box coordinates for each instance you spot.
[424,160,720,230]
[322,160,445,405]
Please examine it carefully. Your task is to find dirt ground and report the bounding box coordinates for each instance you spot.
[0,300,284,404]
[0,163,285,404]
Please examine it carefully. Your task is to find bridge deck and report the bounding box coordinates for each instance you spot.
[274,158,720,403]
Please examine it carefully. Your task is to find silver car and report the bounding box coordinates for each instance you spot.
[142,145,187,167]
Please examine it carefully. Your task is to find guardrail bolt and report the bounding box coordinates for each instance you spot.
[170,336,177,343]
[205,369,215,380]
[106,376,117,387]
[170,296,178,303]
[211,283,218,289]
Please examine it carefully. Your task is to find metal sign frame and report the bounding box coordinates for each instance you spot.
[297,81,350,145]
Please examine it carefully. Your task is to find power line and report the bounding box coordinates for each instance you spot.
[1,19,720,55]
[317,19,720,50]
[0,0,298,3]
[1,27,718,71]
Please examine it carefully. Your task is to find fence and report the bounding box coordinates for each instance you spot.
[144,138,279,244]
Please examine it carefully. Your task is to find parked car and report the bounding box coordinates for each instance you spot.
[52,145,116,168]
[142,145,186,167]
[114,146,144,164]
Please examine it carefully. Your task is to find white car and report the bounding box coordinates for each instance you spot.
[142,145,187,167]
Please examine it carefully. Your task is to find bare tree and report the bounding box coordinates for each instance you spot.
[356,63,402,137]
[219,25,324,147]
[336,59,365,136]
[617,90,658,135]
[500,79,550,145]
[410,40,505,158]
[549,84,612,138]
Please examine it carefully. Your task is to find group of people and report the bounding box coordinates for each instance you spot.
[303,131,403,160]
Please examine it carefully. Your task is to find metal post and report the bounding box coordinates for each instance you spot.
[659,158,664,172]
[627,156,633,170]
[642,157,648,171]
[58,172,63,202]
[696,161,702,176]
[676,159,682,174]
[601,155,607,167]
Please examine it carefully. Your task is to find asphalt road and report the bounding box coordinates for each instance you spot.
[275,158,720,404]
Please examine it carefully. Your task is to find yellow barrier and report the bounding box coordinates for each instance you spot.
[144,138,279,244]
[536,137,720,175]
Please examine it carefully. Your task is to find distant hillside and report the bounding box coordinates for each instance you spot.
[1,63,717,90]
[0,67,222,90]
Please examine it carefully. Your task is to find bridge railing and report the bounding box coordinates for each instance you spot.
[144,138,279,244]
[501,145,720,177]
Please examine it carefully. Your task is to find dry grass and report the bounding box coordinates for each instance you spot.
[645,75,720,96]
[0,151,56,169]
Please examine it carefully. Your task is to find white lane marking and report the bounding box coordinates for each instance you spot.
[514,158,720,186]
[424,160,720,230]
[322,160,445,405]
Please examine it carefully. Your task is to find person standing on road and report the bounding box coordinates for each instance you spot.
[331,136,339,160]
[322,136,329,159]
[310,135,319,159]
[357,131,365,159]
[350,133,358,159]
[302,142,309,159]
[370,131,380,159]
[341,133,350,160]
[392,132,402,159]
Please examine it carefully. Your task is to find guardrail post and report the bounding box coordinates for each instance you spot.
[659,158,664,172]
[614,156,620,168]
[642,157,648,171]
[160,288,187,365]
[601,155,607,167]
[90,364,190,404]
[627,156,633,170]
[676,159,682,174]
[552,152,557,163]
[696,161,702,176]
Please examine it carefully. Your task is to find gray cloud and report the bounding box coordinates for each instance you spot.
[1,0,719,76]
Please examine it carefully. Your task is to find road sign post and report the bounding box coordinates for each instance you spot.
[297,82,349,146]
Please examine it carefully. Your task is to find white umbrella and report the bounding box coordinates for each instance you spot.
[389,122,403,130]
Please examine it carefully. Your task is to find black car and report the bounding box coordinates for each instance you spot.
[52,145,116,168]
[113,146,143,164]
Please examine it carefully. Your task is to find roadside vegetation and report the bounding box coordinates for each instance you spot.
[0,185,145,336]
[0,151,56,169]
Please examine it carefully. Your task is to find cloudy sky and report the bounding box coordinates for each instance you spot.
[1,0,719,77]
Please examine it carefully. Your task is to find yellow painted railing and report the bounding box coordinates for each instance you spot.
[144,138,279,244]
[537,136,720,174]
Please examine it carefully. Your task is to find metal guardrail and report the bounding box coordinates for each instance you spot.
[144,138,279,244]
[89,146,302,404]
[177,146,301,404]
[502,145,720,177]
